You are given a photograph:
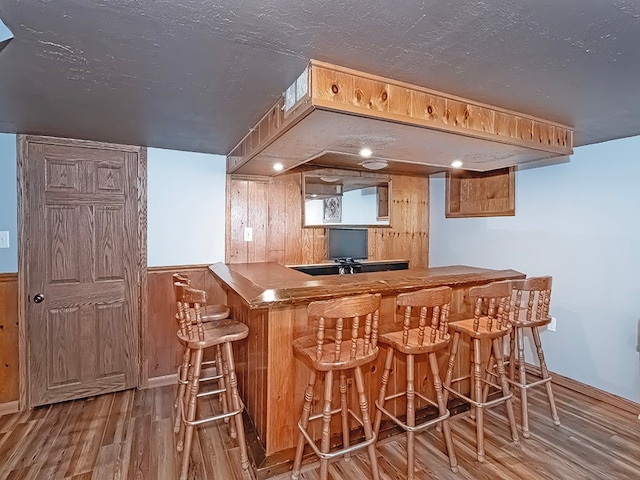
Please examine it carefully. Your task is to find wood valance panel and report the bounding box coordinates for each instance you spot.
[228,60,573,176]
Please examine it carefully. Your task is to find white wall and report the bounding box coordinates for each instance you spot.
[147,148,226,266]
[0,133,17,273]
[430,135,640,403]
[0,140,226,272]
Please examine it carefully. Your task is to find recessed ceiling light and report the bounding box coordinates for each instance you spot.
[273,162,284,171]
[359,148,373,158]
[450,160,463,169]
[360,159,388,170]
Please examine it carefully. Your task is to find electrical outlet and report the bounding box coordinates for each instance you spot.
[548,316,557,332]
[0,231,9,249]
[244,227,253,242]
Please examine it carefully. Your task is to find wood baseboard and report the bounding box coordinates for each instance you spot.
[145,367,218,391]
[145,373,177,389]
[525,363,640,416]
[0,400,19,416]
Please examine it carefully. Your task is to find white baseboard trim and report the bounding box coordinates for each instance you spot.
[0,400,19,416]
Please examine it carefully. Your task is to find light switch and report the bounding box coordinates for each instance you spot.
[244,227,253,242]
[0,231,9,249]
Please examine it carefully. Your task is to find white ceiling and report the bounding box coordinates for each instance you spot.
[0,1,638,157]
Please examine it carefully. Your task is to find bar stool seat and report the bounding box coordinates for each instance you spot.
[200,303,231,321]
[292,335,377,371]
[177,318,248,349]
[373,286,458,479]
[443,280,520,463]
[291,293,382,480]
[174,283,250,480]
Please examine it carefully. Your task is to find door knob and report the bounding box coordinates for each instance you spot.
[33,293,45,303]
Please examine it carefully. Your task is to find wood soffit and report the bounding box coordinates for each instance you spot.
[227,60,574,177]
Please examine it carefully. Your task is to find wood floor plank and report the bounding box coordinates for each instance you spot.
[0,382,638,480]
[35,400,86,479]
[101,389,133,447]
[125,414,152,480]
[66,395,114,477]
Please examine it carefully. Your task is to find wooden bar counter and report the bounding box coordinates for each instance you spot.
[209,262,524,475]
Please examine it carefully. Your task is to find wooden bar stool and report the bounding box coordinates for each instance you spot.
[373,286,458,478]
[174,283,250,480]
[507,276,560,438]
[291,294,381,480]
[442,280,520,462]
[172,274,233,438]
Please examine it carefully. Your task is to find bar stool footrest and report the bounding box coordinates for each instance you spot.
[375,391,450,433]
[179,396,244,427]
[443,384,512,409]
[507,375,552,390]
[297,417,377,461]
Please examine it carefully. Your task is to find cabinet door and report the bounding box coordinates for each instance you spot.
[446,167,515,218]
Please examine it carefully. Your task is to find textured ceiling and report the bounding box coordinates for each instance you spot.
[0,1,638,156]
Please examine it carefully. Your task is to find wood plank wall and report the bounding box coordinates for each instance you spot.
[0,266,225,407]
[0,273,19,405]
[145,265,228,383]
[226,172,429,267]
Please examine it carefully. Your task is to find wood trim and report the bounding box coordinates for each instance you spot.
[21,135,144,152]
[145,373,176,389]
[147,264,216,274]
[525,363,640,416]
[0,273,18,281]
[309,63,571,154]
[311,59,573,128]
[17,135,27,411]
[138,147,148,389]
[0,401,19,416]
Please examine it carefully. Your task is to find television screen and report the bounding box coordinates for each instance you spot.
[327,228,368,261]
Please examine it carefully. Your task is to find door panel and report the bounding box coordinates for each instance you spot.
[20,136,145,407]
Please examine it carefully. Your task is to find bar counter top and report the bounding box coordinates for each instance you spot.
[209,261,525,309]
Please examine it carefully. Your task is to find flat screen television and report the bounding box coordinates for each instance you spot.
[327,228,368,261]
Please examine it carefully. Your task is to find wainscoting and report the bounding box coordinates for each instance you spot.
[0,273,18,406]
[0,265,225,410]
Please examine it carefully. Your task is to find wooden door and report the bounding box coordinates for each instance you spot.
[18,136,146,408]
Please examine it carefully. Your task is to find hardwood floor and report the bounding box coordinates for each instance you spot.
[0,381,638,479]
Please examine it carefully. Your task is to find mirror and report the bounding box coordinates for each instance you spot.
[303,169,391,227]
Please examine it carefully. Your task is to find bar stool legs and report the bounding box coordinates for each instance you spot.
[223,340,250,470]
[443,331,519,463]
[291,367,380,480]
[509,325,560,438]
[505,276,560,438]
[291,371,317,480]
[374,348,458,478]
[178,340,249,480]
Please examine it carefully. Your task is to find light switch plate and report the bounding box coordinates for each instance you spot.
[0,231,9,249]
